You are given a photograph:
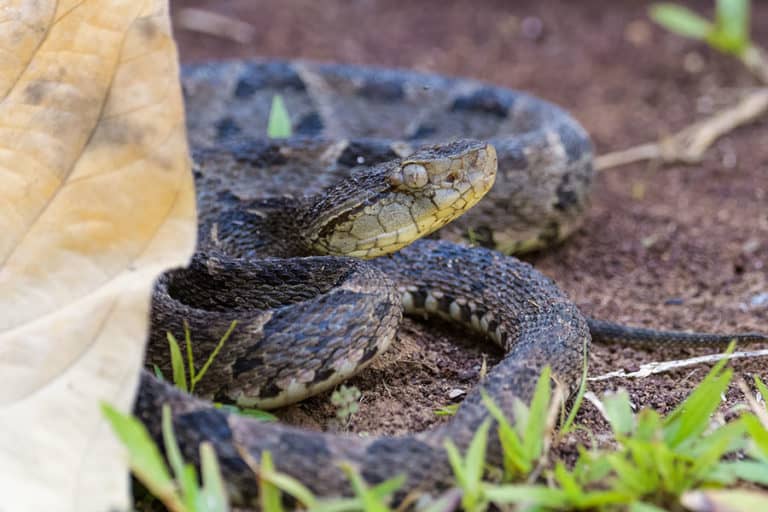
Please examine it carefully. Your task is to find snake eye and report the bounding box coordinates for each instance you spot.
[401,163,428,188]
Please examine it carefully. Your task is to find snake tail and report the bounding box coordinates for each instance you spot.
[587,318,768,346]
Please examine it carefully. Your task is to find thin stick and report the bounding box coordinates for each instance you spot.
[736,377,768,428]
[589,348,768,381]
[175,8,256,44]
[742,46,768,85]
[596,88,768,171]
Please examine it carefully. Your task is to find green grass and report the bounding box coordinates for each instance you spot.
[434,404,460,416]
[164,320,238,394]
[109,339,768,511]
[438,342,768,512]
[157,320,277,422]
[102,403,230,512]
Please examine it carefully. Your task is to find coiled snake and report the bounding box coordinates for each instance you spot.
[135,60,767,505]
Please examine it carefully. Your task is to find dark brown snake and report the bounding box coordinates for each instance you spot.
[135,60,767,506]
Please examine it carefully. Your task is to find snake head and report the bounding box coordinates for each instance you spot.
[305,139,497,258]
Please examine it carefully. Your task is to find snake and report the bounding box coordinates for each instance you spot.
[135,60,768,506]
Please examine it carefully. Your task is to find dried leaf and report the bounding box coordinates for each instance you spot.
[0,1,196,510]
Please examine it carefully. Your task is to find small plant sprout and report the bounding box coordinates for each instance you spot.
[650,0,768,82]
[267,94,293,138]
[331,384,362,422]
[434,404,460,416]
[166,320,238,394]
[481,366,558,481]
[164,321,278,421]
[651,0,752,57]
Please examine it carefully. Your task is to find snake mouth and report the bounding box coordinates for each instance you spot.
[307,139,497,258]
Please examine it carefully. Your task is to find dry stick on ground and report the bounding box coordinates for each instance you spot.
[595,87,768,171]
[736,377,768,428]
[589,348,768,382]
[742,45,768,85]
[595,46,768,171]
[175,8,256,44]
[591,51,768,379]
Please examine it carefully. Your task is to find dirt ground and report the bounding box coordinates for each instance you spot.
[169,0,768,451]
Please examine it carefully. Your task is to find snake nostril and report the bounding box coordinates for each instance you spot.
[445,172,457,183]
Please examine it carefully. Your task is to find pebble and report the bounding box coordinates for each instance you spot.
[750,292,768,308]
[683,52,706,74]
[624,20,652,47]
[742,238,761,254]
[448,388,466,400]
[521,17,544,41]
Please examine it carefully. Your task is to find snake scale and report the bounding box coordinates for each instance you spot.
[135,60,767,506]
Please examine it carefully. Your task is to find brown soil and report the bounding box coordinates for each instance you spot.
[170,0,768,452]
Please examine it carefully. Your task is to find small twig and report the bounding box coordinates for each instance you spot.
[736,377,768,428]
[175,8,256,44]
[589,348,768,381]
[742,45,768,85]
[596,87,768,171]
[583,391,608,418]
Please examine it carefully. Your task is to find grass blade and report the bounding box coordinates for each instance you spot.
[663,343,735,447]
[162,404,199,508]
[689,420,746,480]
[552,461,582,500]
[630,502,669,512]
[743,414,768,461]
[340,463,391,512]
[184,320,196,387]
[483,484,569,508]
[523,366,551,461]
[715,0,750,53]
[193,320,238,392]
[370,475,405,501]
[261,467,318,507]
[199,442,230,512]
[465,419,491,489]
[718,460,768,485]
[259,451,285,512]
[434,404,459,416]
[267,94,293,138]
[214,403,278,422]
[101,403,183,512]
[444,439,467,490]
[482,390,529,476]
[602,389,635,437]
[650,3,713,40]
[161,404,186,482]
[167,331,188,392]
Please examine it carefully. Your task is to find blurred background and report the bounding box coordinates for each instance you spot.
[171,0,766,154]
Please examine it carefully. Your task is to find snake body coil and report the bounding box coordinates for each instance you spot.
[136,60,764,505]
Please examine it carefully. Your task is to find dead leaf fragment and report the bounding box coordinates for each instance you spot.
[0,1,196,511]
